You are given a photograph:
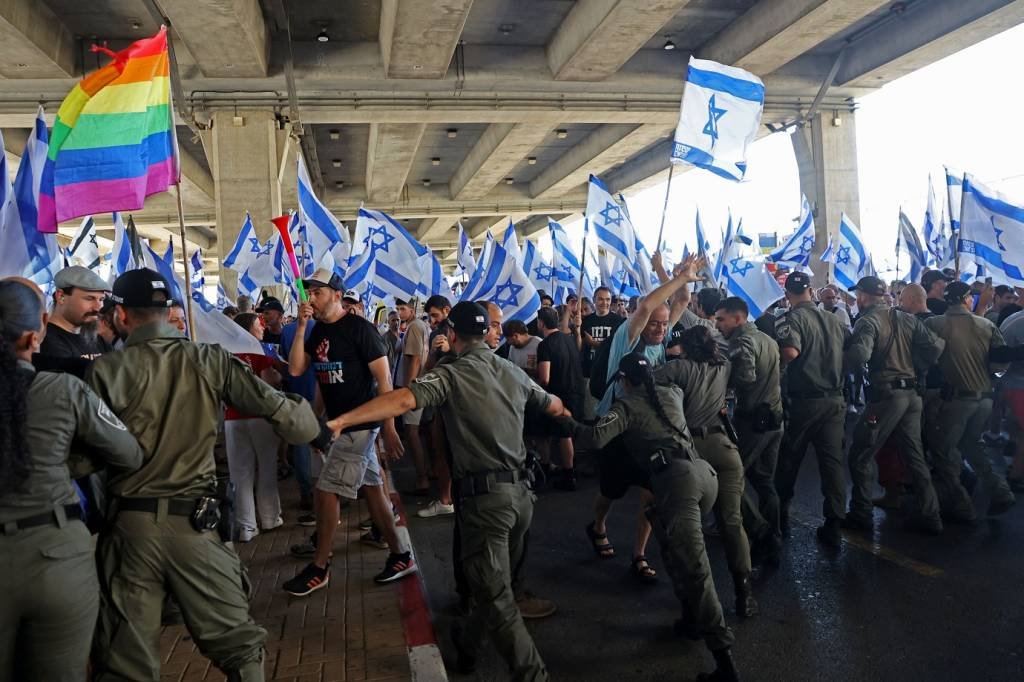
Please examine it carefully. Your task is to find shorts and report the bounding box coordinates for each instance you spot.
[316,428,382,498]
[1002,388,1024,430]
[597,435,651,500]
[403,407,425,427]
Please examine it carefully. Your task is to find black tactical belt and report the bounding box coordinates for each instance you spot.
[690,424,727,439]
[787,389,842,399]
[875,378,916,390]
[455,469,528,499]
[944,389,987,400]
[1,504,83,534]
[117,497,197,517]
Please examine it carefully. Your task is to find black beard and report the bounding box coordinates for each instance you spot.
[79,321,98,342]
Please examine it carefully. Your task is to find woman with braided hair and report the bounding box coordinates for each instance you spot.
[564,352,740,682]
[0,278,143,681]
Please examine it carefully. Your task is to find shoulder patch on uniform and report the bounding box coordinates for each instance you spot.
[597,412,619,428]
[414,373,441,384]
[97,402,127,431]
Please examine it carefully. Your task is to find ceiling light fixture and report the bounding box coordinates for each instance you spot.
[555,129,568,139]
[329,129,340,140]
[499,24,516,36]
[431,157,441,166]
[331,159,341,168]
[316,21,330,43]
[663,37,676,51]
[527,157,537,165]
[335,180,344,189]
[447,128,458,139]
[422,178,432,187]
[504,177,514,185]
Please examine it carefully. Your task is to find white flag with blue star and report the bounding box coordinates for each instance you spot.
[223,213,260,272]
[923,175,945,266]
[946,166,964,234]
[457,222,476,275]
[586,175,639,281]
[897,210,928,283]
[460,241,540,324]
[416,246,448,297]
[832,213,870,290]
[297,154,347,267]
[958,174,1024,286]
[672,57,764,182]
[501,219,522,266]
[522,239,555,294]
[67,216,100,270]
[769,195,815,269]
[345,207,427,304]
[549,218,583,302]
[724,256,785,319]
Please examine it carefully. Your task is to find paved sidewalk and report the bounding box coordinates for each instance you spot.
[158,491,413,682]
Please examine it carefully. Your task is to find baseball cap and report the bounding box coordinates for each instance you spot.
[616,352,650,384]
[943,280,972,303]
[109,268,174,308]
[784,271,811,294]
[921,269,953,290]
[54,265,109,292]
[448,301,489,336]
[262,298,285,314]
[849,276,887,296]
[302,268,344,291]
[342,289,361,303]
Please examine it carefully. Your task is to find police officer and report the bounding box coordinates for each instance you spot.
[325,301,566,682]
[0,278,143,682]
[566,352,739,682]
[924,280,1017,521]
[654,325,758,618]
[87,269,320,681]
[844,276,946,535]
[713,296,785,553]
[773,271,850,547]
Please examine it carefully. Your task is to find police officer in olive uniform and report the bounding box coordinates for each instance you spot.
[567,352,739,682]
[773,271,850,547]
[87,269,320,681]
[843,276,946,535]
[0,278,144,682]
[325,302,567,682]
[713,296,785,551]
[924,280,1017,521]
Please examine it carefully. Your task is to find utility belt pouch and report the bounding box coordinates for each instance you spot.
[648,450,671,475]
[189,496,221,533]
[719,411,739,444]
[749,403,781,433]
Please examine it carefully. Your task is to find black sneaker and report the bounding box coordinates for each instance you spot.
[290,531,317,558]
[283,562,329,596]
[358,516,373,531]
[374,552,417,584]
[297,513,316,527]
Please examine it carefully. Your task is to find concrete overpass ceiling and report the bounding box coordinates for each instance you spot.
[637,0,758,51]
[502,124,601,186]
[408,124,489,187]
[313,124,370,191]
[41,0,159,42]
[176,126,211,175]
[461,0,575,46]
[283,0,380,42]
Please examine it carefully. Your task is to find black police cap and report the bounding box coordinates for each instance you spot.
[448,301,489,336]
[943,280,972,303]
[785,271,811,293]
[849,276,887,296]
[109,268,174,308]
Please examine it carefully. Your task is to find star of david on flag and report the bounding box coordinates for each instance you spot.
[585,174,641,285]
[223,213,258,272]
[672,57,764,182]
[549,218,583,303]
[769,195,815,270]
[831,213,869,290]
[459,241,540,323]
[958,174,1024,286]
[344,207,427,306]
[522,239,554,294]
[723,254,784,319]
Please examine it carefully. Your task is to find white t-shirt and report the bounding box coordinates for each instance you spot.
[507,336,542,373]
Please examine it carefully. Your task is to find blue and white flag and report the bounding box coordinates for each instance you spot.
[923,175,945,266]
[832,213,870,290]
[501,219,522,266]
[897,210,928,284]
[457,222,476,274]
[223,213,260,272]
[216,283,230,309]
[958,174,1024,286]
[769,195,814,268]
[189,249,205,291]
[600,251,641,297]
[723,256,785,318]
[460,241,540,323]
[587,175,639,280]
[820,235,835,264]
[946,167,964,235]
[522,239,555,294]
[672,57,765,182]
[67,216,101,270]
[110,211,139,276]
[344,207,428,305]
[549,218,582,302]
[146,241,183,303]
[297,154,347,266]
[416,246,447,297]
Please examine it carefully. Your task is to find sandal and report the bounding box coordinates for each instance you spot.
[585,522,616,559]
[631,556,658,584]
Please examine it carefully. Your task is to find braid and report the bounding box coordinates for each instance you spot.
[0,282,36,496]
[640,371,689,442]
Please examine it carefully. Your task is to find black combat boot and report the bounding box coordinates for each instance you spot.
[450,622,477,674]
[816,518,842,548]
[779,501,791,538]
[696,647,741,682]
[733,573,758,618]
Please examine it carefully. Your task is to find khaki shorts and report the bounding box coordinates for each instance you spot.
[316,428,381,498]
[403,407,425,426]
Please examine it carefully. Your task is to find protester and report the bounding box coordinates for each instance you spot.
[536,305,585,490]
[922,269,953,316]
[39,265,112,359]
[394,297,433,496]
[261,297,285,350]
[168,300,187,334]
[503,319,542,377]
[580,286,624,420]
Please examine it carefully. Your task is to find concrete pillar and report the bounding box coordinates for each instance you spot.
[204,109,286,296]
[792,110,860,285]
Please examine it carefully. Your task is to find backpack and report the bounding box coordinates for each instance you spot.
[589,337,615,399]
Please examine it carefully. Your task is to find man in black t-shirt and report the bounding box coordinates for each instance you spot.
[261,298,285,351]
[282,269,415,596]
[537,306,585,489]
[39,266,113,360]
[579,286,623,419]
[922,269,953,316]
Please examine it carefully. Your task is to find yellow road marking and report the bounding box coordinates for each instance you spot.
[839,531,945,578]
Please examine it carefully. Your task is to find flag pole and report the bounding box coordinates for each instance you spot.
[655,163,676,251]
[174,188,196,339]
[578,219,589,299]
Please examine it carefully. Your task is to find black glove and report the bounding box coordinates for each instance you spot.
[551,416,577,439]
[310,416,334,451]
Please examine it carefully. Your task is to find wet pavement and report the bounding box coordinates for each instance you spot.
[397,436,1024,681]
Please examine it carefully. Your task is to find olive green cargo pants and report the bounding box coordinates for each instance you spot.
[692,432,751,575]
[0,519,97,681]
[735,419,783,539]
[775,396,847,521]
[92,505,266,681]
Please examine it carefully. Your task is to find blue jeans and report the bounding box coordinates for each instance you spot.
[291,443,313,500]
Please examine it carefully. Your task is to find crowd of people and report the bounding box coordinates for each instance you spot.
[2,252,1024,681]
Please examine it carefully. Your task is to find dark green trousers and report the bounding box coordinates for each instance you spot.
[736,419,783,539]
[775,396,847,521]
[693,432,751,575]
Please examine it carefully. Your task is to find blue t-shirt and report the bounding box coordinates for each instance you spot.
[596,320,666,416]
[280,320,317,401]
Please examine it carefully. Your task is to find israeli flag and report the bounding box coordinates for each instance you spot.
[189,249,205,291]
[832,213,870,290]
[146,241,183,303]
[216,284,230,309]
[923,175,945,266]
[241,233,286,289]
[501,219,522,266]
[587,175,639,280]
[958,174,1024,286]
[946,167,964,234]
[724,256,785,318]
[110,212,139,276]
[457,223,476,274]
[522,239,555,294]
[416,246,447,297]
[600,251,641,297]
[549,218,582,302]
[344,207,427,304]
[897,210,928,283]
[67,216,101,270]
[460,241,540,324]
[223,213,260,272]
[672,57,765,182]
[297,154,347,265]
[464,232,496,299]
[769,195,815,269]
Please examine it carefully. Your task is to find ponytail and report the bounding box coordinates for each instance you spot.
[679,325,725,366]
[618,351,689,442]
[0,280,42,495]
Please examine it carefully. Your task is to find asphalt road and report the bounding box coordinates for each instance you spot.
[395,431,1024,681]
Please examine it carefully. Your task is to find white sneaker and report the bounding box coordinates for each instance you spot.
[237,527,259,543]
[262,516,284,531]
[417,499,455,518]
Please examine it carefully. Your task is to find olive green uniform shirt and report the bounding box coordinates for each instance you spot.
[844,303,944,384]
[654,359,730,429]
[87,323,319,499]
[1,361,144,522]
[775,301,849,395]
[924,306,1006,392]
[727,321,782,413]
[407,344,552,480]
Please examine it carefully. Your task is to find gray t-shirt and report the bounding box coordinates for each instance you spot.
[1000,310,1024,389]
[507,336,541,374]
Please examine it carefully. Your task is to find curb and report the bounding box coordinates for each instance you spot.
[391,493,448,681]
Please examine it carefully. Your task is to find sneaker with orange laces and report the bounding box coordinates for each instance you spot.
[373,552,417,584]
[283,562,330,597]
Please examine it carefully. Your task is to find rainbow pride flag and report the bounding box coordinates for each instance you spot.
[38,26,178,233]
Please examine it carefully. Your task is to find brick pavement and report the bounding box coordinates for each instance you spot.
[158,491,413,682]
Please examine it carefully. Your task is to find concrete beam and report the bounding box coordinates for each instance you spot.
[838,0,1024,87]
[605,139,675,196]
[450,123,552,200]
[380,0,475,79]
[178,148,215,205]
[365,123,426,204]
[0,0,75,78]
[547,0,695,81]
[467,213,531,241]
[521,213,572,238]
[700,0,888,75]
[160,0,269,77]
[529,123,673,199]
[416,216,457,242]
